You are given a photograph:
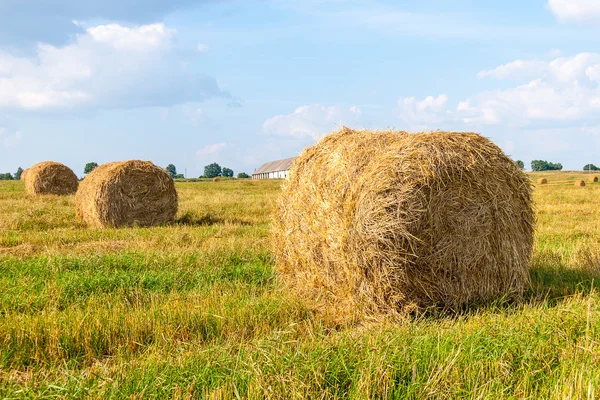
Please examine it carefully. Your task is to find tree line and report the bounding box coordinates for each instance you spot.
[83,162,249,179]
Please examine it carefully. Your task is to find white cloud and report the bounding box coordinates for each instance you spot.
[463,53,600,126]
[477,60,548,80]
[397,95,451,128]
[0,22,225,110]
[263,104,362,139]
[548,0,600,23]
[0,128,23,149]
[196,43,209,52]
[197,142,231,156]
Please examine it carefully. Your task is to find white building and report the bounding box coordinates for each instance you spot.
[252,157,297,180]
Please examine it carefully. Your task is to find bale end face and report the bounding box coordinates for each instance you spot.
[273,128,534,320]
[24,162,78,196]
[76,160,178,228]
[575,180,586,187]
[537,178,548,185]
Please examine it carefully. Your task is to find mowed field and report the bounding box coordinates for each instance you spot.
[1,172,599,399]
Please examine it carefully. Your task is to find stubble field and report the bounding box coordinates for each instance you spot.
[1,172,599,399]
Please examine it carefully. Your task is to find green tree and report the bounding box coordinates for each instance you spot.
[204,163,222,178]
[584,164,599,171]
[531,160,563,172]
[0,173,14,180]
[14,167,23,180]
[174,174,185,179]
[84,162,99,175]
[222,167,234,177]
[515,160,524,170]
[237,172,250,179]
[165,164,177,178]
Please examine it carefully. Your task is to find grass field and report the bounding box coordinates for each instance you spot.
[1,172,599,399]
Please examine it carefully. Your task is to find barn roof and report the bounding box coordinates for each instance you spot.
[253,157,297,174]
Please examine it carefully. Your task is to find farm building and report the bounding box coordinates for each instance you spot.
[252,157,297,180]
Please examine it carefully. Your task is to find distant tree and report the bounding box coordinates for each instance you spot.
[166,164,177,178]
[14,167,23,180]
[204,163,222,178]
[584,164,599,171]
[0,173,14,180]
[222,167,234,177]
[531,160,563,172]
[84,162,99,175]
[237,172,250,179]
[174,174,185,179]
[515,160,525,170]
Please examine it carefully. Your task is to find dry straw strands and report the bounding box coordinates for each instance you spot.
[24,162,78,196]
[273,128,534,320]
[574,180,586,187]
[537,178,548,185]
[589,176,598,183]
[20,168,29,181]
[76,160,178,228]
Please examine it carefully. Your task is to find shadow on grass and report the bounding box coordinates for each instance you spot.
[527,265,599,304]
[175,212,253,226]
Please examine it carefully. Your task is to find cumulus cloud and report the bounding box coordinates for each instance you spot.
[0,0,211,46]
[462,53,600,125]
[0,128,23,149]
[263,104,362,139]
[548,0,600,23]
[197,142,231,156]
[397,95,450,128]
[0,23,227,110]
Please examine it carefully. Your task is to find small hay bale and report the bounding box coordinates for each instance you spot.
[24,162,78,196]
[588,176,598,183]
[575,180,586,187]
[213,177,221,182]
[537,178,548,185]
[273,128,534,319]
[76,160,178,228]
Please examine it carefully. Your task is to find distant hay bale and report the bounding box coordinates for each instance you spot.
[24,162,78,196]
[575,180,586,187]
[537,178,548,185]
[76,160,178,228]
[589,176,598,183]
[273,128,534,319]
[213,177,221,182]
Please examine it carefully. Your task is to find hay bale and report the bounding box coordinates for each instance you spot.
[273,128,534,318]
[20,168,29,181]
[575,180,586,187]
[589,176,598,183]
[24,162,78,195]
[537,178,548,185]
[213,177,221,182]
[76,160,178,228]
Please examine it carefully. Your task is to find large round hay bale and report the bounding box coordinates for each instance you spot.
[76,160,178,228]
[537,178,548,185]
[588,176,598,183]
[575,180,586,187]
[20,168,29,181]
[24,162,78,195]
[273,128,534,318]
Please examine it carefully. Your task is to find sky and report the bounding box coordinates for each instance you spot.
[2,0,600,176]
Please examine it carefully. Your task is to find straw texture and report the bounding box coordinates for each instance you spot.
[76,160,178,228]
[272,128,534,319]
[24,162,78,196]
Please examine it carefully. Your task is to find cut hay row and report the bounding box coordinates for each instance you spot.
[24,161,78,196]
[273,128,534,320]
[76,160,178,228]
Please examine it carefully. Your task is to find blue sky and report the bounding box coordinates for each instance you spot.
[2,0,600,176]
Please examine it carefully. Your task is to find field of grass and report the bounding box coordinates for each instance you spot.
[1,172,599,399]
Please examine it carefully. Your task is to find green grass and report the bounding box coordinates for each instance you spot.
[1,175,599,399]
